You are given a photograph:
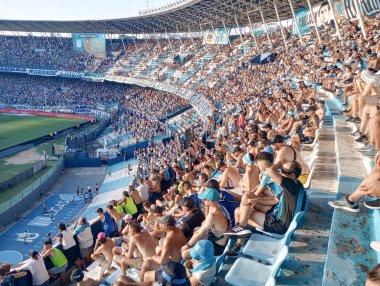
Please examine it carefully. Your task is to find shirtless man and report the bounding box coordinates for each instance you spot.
[90,232,115,278]
[220,152,259,193]
[114,221,158,274]
[140,215,187,282]
[353,71,380,144]
[181,188,229,259]
[272,135,309,185]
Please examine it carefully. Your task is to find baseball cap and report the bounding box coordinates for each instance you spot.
[190,240,215,262]
[242,153,255,166]
[287,110,295,117]
[262,123,272,129]
[156,215,176,226]
[263,146,275,154]
[97,232,106,240]
[123,214,133,221]
[271,135,285,144]
[70,268,84,282]
[198,188,220,202]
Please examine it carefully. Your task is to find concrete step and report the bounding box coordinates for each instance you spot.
[278,110,337,286]
[321,91,377,286]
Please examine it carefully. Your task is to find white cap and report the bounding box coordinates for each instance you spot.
[123,214,133,220]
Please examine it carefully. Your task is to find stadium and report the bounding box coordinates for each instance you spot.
[0,0,378,285]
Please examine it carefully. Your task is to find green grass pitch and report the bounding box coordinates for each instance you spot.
[0,113,88,151]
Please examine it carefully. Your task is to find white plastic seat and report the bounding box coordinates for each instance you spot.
[304,158,317,190]
[242,221,297,264]
[225,246,288,286]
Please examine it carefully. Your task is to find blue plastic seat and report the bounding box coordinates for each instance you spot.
[225,246,288,286]
[243,221,297,265]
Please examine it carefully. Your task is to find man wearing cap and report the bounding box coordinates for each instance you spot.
[177,197,205,240]
[181,188,229,259]
[140,214,186,282]
[91,232,115,278]
[184,240,216,286]
[114,221,158,274]
[272,135,310,185]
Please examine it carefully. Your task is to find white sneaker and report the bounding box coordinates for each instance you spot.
[370,241,380,252]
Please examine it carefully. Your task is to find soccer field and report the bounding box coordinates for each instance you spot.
[0,113,88,150]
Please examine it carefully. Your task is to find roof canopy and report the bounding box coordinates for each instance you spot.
[0,0,319,34]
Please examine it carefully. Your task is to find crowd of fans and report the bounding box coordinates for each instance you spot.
[0,74,130,107]
[0,36,101,72]
[0,10,379,286]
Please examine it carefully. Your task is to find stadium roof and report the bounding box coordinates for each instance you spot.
[0,0,318,34]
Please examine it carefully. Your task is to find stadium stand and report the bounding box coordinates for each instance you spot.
[0,2,379,286]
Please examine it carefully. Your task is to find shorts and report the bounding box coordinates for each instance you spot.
[79,246,92,258]
[263,213,287,235]
[298,134,314,144]
[212,242,225,256]
[299,174,308,185]
[50,263,68,274]
[62,245,79,263]
[123,257,144,270]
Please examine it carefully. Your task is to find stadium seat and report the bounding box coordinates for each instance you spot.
[215,238,237,273]
[242,221,297,265]
[304,158,317,191]
[253,211,305,239]
[225,246,288,286]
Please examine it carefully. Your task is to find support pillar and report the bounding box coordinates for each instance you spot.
[273,2,289,49]
[260,9,273,49]
[353,0,367,39]
[288,0,305,46]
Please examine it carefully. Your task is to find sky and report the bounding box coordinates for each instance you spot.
[0,0,175,21]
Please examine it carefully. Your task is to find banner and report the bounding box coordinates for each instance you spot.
[0,67,27,73]
[202,27,231,45]
[294,0,380,35]
[57,71,84,79]
[27,69,57,77]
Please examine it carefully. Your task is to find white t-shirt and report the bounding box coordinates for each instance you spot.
[137,184,149,202]
[60,229,76,250]
[76,225,93,249]
[192,263,216,286]
[23,256,49,286]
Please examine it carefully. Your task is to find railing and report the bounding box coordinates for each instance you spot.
[0,156,64,215]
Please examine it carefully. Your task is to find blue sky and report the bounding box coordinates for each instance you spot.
[0,0,175,20]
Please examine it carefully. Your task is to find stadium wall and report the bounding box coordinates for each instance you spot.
[0,160,47,193]
[0,158,64,227]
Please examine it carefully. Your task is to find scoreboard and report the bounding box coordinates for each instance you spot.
[72,33,106,57]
